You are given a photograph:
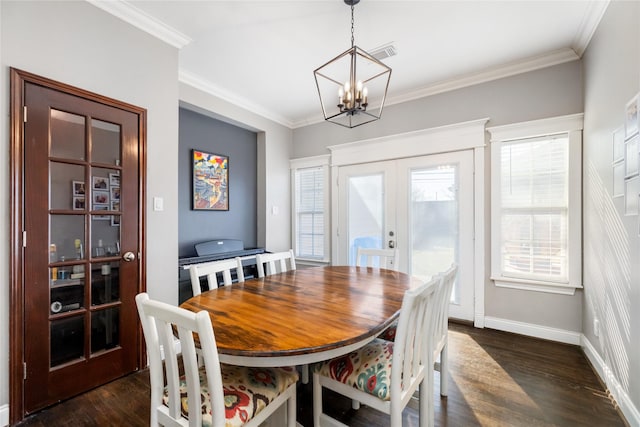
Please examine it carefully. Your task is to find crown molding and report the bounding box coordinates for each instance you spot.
[293,48,581,129]
[179,70,294,129]
[572,0,610,56]
[387,48,580,108]
[86,0,191,49]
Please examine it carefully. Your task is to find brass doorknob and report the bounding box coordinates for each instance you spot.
[122,251,136,262]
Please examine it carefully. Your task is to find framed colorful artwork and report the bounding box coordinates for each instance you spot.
[192,150,229,211]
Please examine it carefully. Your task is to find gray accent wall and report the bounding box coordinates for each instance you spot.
[582,0,640,420]
[178,108,258,257]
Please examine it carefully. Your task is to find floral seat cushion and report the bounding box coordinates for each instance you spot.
[378,319,398,341]
[163,365,298,427]
[314,338,394,401]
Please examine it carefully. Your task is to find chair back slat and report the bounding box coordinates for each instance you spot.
[136,293,227,427]
[256,249,296,278]
[356,247,399,271]
[433,264,458,356]
[390,275,440,399]
[188,257,245,296]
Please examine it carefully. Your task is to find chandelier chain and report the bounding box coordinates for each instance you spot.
[350,4,355,47]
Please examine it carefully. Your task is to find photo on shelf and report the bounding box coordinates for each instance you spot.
[72,196,85,210]
[92,176,108,190]
[93,190,109,204]
[93,204,110,220]
[72,180,85,196]
[625,93,639,139]
[109,172,120,187]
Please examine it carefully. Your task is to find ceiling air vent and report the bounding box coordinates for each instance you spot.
[369,43,397,61]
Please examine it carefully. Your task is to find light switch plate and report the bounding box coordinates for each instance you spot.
[153,197,164,211]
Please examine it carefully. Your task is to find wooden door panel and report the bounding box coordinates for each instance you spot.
[20,78,143,414]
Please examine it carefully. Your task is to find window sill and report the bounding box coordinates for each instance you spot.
[491,276,583,295]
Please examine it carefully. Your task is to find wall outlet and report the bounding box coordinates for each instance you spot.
[593,318,600,337]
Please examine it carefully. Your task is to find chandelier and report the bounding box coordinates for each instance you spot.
[314,0,392,128]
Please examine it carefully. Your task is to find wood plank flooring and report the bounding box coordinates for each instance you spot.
[17,322,627,426]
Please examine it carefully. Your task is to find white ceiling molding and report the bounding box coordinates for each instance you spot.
[572,0,610,57]
[86,0,191,49]
[179,70,293,129]
[292,48,580,129]
[385,48,580,110]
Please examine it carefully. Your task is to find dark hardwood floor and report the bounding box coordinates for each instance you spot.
[17,322,627,426]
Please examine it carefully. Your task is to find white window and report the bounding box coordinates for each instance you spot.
[489,114,583,295]
[290,155,330,262]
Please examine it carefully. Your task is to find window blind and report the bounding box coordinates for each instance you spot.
[295,167,325,259]
[500,135,569,282]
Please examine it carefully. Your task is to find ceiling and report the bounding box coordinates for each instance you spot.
[90,0,609,129]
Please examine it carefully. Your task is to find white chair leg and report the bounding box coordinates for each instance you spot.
[419,378,429,427]
[440,340,448,396]
[302,364,309,384]
[287,387,297,427]
[313,374,322,427]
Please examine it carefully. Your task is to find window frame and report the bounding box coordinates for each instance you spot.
[290,155,330,263]
[488,114,583,295]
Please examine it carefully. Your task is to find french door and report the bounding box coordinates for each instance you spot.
[337,151,475,320]
[11,69,145,417]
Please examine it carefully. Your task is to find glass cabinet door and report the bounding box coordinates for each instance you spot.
[48,109,123,366]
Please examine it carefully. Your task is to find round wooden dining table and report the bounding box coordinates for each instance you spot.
[180,265,422,367]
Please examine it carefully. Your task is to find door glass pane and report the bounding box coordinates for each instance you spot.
[51,110,85,160]
[91,262,120,306]
[50,215,85,261]
[410,165,459,301]
[91,119,121,166]
[91,307,120,353]
[348,174,384,265]
[51,316,85,367]
[90,167,121,258]
[50,162,85,211]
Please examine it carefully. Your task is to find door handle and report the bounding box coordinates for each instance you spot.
[122,251,136,262]
[388,240,395,248]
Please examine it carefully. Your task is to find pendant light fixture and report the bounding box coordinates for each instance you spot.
[314,0,392,128]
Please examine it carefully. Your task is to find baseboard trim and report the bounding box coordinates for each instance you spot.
[582,335,640,427]
[0,403,9,427]
[483,316,581,345]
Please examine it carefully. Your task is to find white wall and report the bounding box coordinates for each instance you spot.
[293,60,585,334]
[582,0,640,423]
[0,0,180,419]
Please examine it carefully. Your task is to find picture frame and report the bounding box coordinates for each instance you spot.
[192,149,229,211]
[72,196,86,210]
[93,190,110,205]
[92,176,108,190]
[625,93,639,139]
[92,204,110,220]
[613,127,625,163]
[111,215,120,227]
[72,180,86,196]
[109,172,120,187]
[624,176,640,216]
[613,162,625,198]
[625,134,639,178]
[110,186,120,201]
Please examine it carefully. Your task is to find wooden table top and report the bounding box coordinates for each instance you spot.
[180,265,421,365]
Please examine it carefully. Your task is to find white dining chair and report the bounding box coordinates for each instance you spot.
[356,247,399,271]
[255,249,296,278]
[188,257,245,297]
[313,275,441,427]
[432,263,458,397]
[135,292,298,427]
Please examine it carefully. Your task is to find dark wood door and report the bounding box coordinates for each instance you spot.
[20,77,143,414]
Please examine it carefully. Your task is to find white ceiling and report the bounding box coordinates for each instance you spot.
[90,0,609,129]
